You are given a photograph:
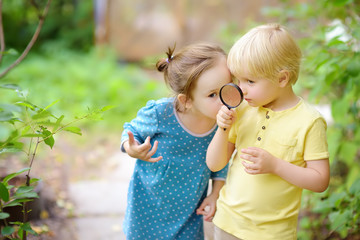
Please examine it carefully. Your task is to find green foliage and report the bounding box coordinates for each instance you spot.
[2,0,94,52]
[1,1,167,238]
[311,179,360,238]
[0,83,111,155]
[0,168,39,239]
[0,70,113,238]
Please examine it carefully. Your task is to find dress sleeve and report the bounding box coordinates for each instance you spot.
[210,163,229,181]
[121,100,159,151]
[304,117,329,161]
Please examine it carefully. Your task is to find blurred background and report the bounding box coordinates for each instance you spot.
[0,0,359,239]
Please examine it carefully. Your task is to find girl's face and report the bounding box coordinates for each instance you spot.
[188,57,232,120]
[236,69,281,109]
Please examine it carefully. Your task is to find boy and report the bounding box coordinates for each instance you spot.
[206,23,330,240]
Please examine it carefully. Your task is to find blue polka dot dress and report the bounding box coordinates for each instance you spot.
[121,98,228,240]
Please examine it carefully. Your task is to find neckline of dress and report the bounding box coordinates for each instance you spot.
[173,105,217,137]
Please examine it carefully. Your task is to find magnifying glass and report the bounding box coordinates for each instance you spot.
[219,83,244,130]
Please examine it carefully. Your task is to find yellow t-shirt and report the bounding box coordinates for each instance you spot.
[213,98,329,240]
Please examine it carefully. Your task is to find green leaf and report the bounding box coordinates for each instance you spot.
[15,101,36,110]
[339,141,358,165]
[42,99,59,112]
[20,222,37,235]
[32,110,52,120]
[1,226,14,236]
[30,178,40,184]
[347,168,360,190]
[327,128,342,163]
[0,212,10,220]
[331,0,353,6]
[64,126,82,135]
[0,83,21,91]
[0,111,14,121]
[14,191,39,199]
[3,168,29,185]
[329,209,352,234]
[53,115,64,132]
[42,128,54,148]
[20,133,43,138]
[0,182,9,202]
[331,97,350,124]
[101,105,115,112]
[4,200,22,207]
[0,146,23,154]
[349,178,360,195]
[16,186,34,194]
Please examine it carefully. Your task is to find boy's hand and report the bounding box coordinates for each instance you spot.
[217,105,236,130]
[196,194,217,222]
[240,147,279,174]
[124,131,163,162]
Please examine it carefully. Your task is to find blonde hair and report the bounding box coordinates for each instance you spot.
[227,23,302,85]
[156,42,226,112]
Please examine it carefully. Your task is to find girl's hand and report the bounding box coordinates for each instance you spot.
[240,147,279,174]
[196,194,217,222]
[124,131,163,162]
[216,105,236,130]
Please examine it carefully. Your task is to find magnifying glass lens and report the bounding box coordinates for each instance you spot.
[220,83,243,109]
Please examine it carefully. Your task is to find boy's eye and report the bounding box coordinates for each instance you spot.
[209,93,217,98]
[247,80,255,84]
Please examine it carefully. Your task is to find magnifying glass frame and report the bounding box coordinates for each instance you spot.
[219,83,244,109]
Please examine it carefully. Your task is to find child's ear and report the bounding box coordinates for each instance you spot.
[177,93,192,110]
[278,70,290,87]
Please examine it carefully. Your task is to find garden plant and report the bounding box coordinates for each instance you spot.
[0,1,111,239]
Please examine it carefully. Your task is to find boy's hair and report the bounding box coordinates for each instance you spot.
[156,42,226,112]
[228,23,302,85]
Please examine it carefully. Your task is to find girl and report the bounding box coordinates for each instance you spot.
[121,43,232,239]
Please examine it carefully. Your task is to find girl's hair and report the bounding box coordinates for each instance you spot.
[156,42,226,112]
[227,23,302,85]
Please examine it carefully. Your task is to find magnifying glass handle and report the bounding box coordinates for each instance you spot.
[223,106,231,131]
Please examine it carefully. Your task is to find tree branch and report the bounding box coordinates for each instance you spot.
[0,0,5,63]
[0,0,52,79]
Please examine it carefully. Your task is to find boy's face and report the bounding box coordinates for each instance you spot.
[235,69,282,109]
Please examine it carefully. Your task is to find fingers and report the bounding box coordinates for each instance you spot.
[137,136,152,152]
[217,107,236,129]
[146,140,162,162]
[196,201,208,214]
[147,156,163,163]
[126,133,162,162]
[242,161,259,175]
[241,147,259,157]
[127,131,136,146]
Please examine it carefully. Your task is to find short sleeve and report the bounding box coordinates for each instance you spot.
[304,117,329,161]
[121,100,159,148]
[210,163,228,180]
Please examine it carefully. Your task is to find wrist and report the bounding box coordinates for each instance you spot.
[272,157,282,175]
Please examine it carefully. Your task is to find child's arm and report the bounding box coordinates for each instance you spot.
[240,147,330,192]
[196,179,225,221]
[123,131,163,162]
[206,105,236,171]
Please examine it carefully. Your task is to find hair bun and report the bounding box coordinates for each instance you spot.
[156,59,169,72]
